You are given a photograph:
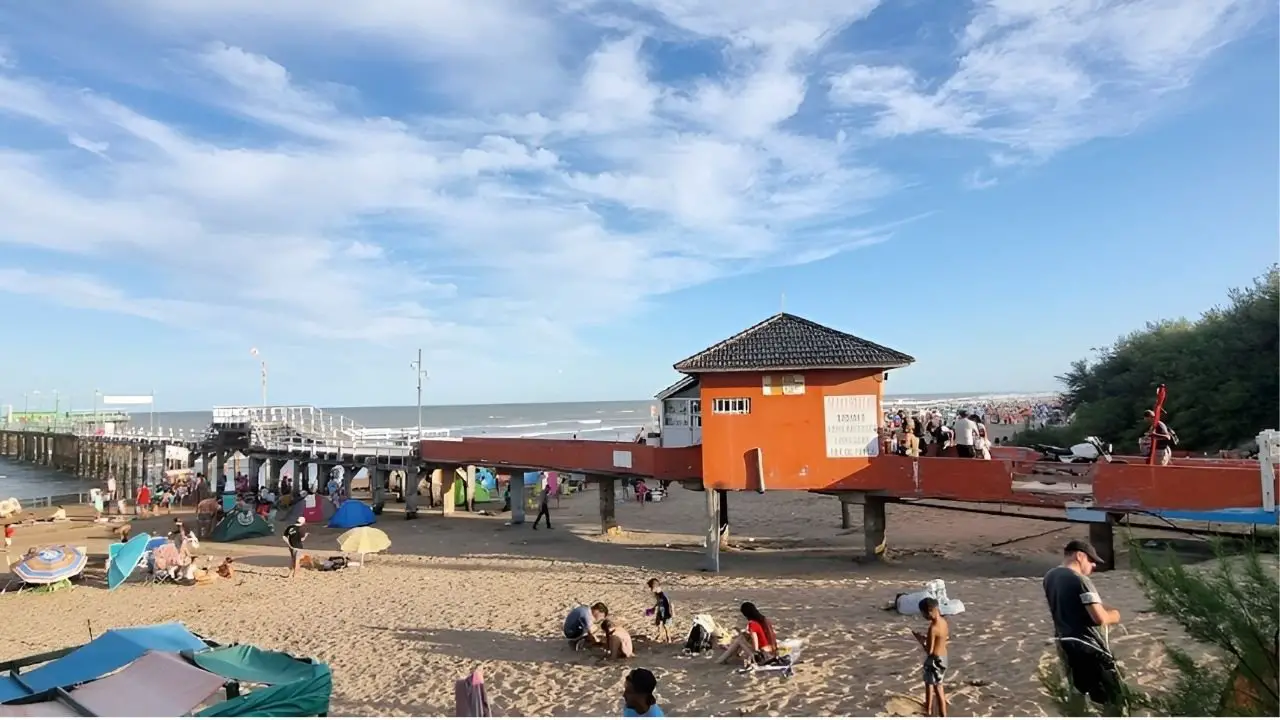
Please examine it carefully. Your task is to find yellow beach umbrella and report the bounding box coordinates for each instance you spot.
[337,527,391,557]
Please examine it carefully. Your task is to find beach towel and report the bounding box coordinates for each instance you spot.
[454,669,492,717]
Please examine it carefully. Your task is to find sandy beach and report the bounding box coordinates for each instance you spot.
[1,486,1197,716]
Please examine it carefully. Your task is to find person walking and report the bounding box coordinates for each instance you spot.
[1044,540,1125,712]
[532,480,552,530]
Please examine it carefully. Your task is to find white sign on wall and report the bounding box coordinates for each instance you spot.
[823,394,880,458]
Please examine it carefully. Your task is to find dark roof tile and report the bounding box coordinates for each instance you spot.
[673,313,914,373]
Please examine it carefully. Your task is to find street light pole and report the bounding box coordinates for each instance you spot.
[411,349,427,440]
[250,348,268,407]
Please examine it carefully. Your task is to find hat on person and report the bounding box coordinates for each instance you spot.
[296,517,306,525]
[1064,539,1105,565]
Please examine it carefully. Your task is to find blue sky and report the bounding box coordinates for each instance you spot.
[0,0,1276,411]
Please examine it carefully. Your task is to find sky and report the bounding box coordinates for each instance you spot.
[0,0,1276,412]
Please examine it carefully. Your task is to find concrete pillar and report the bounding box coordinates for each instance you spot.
[208,453,222,493]
[841,501,854,529]
[248,457,265,489]
[439,467,456,515]
[371,466,387,511]
[464,465,477,512]
[598,476,618,535]
[404,465,420,519]
[703,485,720,573]
[342,465,356,498]
[1090,517,1116,570]
[863,496,888,562]
[509,471,526,525]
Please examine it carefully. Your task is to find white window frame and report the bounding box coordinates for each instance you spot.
[712,397,751,415]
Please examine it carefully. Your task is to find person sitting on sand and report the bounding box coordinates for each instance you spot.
[600,619,635,661]
[564,602,609,650]
[216,556,235,579]
[914,597,949,717]
[622,668,664,717]
[715,602,777,668]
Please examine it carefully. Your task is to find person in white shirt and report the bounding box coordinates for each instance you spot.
[106,475,117,501]
[952,412,979,459]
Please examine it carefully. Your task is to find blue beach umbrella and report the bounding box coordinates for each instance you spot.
[13,545,88,585]
[108,533,152,590]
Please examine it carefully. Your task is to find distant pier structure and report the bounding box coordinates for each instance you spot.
[0,405,449,509]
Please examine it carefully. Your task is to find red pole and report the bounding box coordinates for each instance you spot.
[1148,384,1168,465]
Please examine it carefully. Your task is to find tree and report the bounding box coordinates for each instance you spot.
[1027,266,1279,452]
[1040,539,1280,716]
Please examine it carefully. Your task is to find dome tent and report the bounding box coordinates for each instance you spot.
[211,507,273,542]
[328,500,376,530]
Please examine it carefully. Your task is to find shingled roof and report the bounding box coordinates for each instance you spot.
[673,313,914,373]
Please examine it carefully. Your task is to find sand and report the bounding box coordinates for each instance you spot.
[0,486,1197,716]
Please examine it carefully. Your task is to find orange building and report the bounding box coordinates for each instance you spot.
[664,312,913,492]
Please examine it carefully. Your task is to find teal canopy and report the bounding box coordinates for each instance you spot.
[192,645,332,717]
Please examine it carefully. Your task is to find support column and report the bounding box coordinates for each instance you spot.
[598,476,618,535]
[863,496,888,562]
[464,465,477,512]
[440,467,456,515]
[509,470,526,525]
[371,466,387,512]
[404,466,420,519]
[248,457,265,490]
[1090,517,1116,570]
[841,501,854,529]
[208,453,222,494]
[702,486,720,573]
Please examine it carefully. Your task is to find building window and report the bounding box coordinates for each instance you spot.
[689,399,701,414]
[712,398,751,415]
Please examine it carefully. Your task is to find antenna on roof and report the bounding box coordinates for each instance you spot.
[780,292,786,312]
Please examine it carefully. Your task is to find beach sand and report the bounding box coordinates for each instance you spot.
[1,487,1196,716]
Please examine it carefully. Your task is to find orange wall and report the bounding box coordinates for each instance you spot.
[699,368,885,491]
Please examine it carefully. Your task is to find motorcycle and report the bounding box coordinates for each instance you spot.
[1033,436,1124,464]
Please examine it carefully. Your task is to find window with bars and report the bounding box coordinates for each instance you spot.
[711,397,751,415]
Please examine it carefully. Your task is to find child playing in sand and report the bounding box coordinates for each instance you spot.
[646,578,673,642]
[913,597,949,717]
[600,619,635,660]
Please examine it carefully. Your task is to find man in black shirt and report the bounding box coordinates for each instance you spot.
[283,517,307,578]
[1043,540,1125,710]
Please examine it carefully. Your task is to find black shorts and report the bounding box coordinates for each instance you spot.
[1057,638,1124,707]
[956,444,976,458]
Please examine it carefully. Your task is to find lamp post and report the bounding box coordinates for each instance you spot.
[53,389,60,416]
[250,348,268,408]
[93,389,100,431]
[410,349,427,440]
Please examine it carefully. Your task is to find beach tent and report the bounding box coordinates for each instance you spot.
[328,499,376,529]
[475,468,498,493]
[211,508,273,543]
[191,645,332,717]
[0,623,208,703]
[452,470,493,505]
[278,495,336,526]
[107,532,152,590]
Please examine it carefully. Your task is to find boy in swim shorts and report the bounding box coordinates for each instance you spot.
[914,597,949,716]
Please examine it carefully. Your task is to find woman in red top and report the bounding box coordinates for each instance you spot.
[715,602,778,668]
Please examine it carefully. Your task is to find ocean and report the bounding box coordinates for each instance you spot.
[0,393,1051,499]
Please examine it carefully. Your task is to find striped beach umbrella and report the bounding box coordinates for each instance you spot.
[12,545,88,585]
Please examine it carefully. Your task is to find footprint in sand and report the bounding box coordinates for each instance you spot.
[882,694,926,716]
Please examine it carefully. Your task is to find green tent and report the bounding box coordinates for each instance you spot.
[211,508,273,542]
[452,470,492,505]
[191,645,332,717]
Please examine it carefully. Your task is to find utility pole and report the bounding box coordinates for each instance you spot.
[411,349,427,440]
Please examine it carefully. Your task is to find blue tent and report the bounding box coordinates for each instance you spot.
[107,532,152,590]
[0,622,208,703]
[328,499,376,529]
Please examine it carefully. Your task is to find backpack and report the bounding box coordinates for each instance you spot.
[683,623,713,654]
[1166,426,1180,447]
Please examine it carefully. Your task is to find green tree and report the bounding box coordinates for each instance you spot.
[1024,266,1279,452]
[1040,540,1280,716]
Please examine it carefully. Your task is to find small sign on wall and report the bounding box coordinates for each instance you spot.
[762,374,805,396]
[823,394,880,458]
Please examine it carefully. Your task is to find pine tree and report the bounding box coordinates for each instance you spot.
[1040,538,1279,716]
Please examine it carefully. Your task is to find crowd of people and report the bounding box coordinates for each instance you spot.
[880,409,1004,459]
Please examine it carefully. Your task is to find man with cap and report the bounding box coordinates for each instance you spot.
[283,517,308,578]
[622,668,664,717]
[1043,540,1125,710]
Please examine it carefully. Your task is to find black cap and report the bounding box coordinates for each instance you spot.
[626,668,657,696]
[1064,540,1105,565]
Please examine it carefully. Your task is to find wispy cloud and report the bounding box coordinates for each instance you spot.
[0,0,1266,374]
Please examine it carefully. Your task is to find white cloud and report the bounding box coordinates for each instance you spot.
[0,0,1265,390]
[828,0,1271,156]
